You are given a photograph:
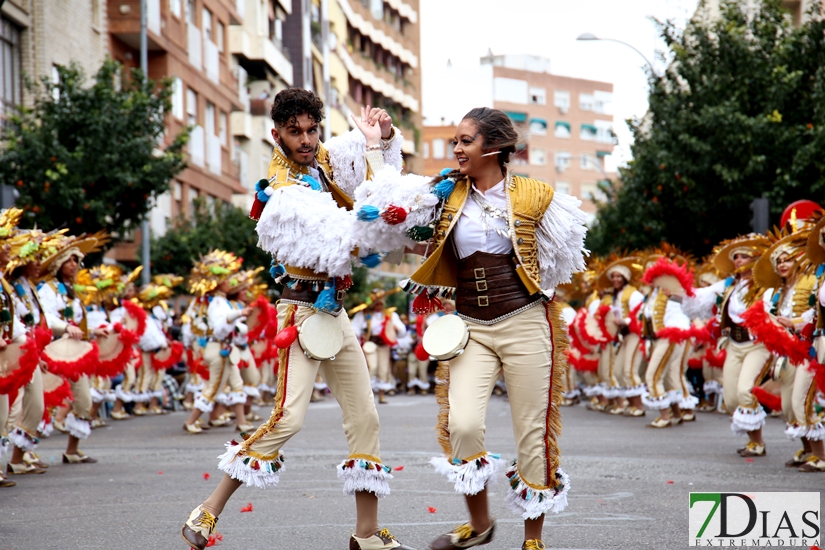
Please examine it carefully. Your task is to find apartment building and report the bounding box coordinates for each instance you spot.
[1,0,108,117]
[421,123,456,177]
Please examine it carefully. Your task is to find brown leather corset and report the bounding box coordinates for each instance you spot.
[455,251,539,322]
[281,284,345,312]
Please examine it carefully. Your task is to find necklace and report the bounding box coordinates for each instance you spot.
[470,188,510,239]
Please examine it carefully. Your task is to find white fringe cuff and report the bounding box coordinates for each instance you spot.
[185,382,205,394]
[103,390,117,403]
[642,391,672,410]
[66,413,91,440]
[582,384,602,397]
[731,406,767,436]
[703,381,722,395]
[243,386,261,399]
[338,457,393,498]
[225,391,247,406]
[90,387,105,403]
[679,395,699,410]
[408,378,430,390]
[0,436,9,459]
[114,384,133,402]
[623,384,646,398]
[9,426,39,452]
[430,453,502,496]
[194,393,215,413]
[601,386,622,399]
[785,422,825,441]
[313,381,328,391]
[373,380,395,392]
[505,462,570,519]
[217,441,284,489]
[131,391,151,403]
[38,420,53,437]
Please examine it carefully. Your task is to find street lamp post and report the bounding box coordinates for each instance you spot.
[140,0,151,285]
[576,33,658,76]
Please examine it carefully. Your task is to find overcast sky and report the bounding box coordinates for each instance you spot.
[419,0,700,171]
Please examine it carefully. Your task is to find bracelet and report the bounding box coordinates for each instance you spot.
[366,144,381,151]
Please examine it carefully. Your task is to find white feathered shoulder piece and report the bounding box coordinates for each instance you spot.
[351,166,440,253]
[256,184,354,277]
[536,192,589,290]
[325,128,404,199]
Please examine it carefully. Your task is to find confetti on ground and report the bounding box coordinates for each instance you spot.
[240,503,254,513]
[158,471,163,475]
[744,458,754,463]
[393,466,404,471]
[203,472,211,480]
[427,507,437,513]
[666,480,674,484]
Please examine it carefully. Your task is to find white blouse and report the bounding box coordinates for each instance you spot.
[452,180,512,260]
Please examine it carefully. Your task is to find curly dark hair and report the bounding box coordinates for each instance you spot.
[270,88,325,127]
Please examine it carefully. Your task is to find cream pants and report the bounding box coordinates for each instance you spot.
[445,304,563,490]
[238,346,260,390]
[722,340,772,412]
[240,304,380,462]
[10,368,43,440]
[259,359,277,390]
[70,375,92,420]
[365,344,392,387]
[407,353,430,388]
[618,333,643,389]
[598,344,620,394]
[200,342,244,404]
[644,340,687,401]
[790,362,821,430]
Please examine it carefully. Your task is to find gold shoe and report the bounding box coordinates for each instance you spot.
[682,412,696,422]
[183,422,204,434]
[523,540,546,550]
[647,417,672,429]
[110,410,131,420]
[609,406,627,415]
[182,401,193,411]
[378,395,388,404]
[194,418,211,430]
[181,506,218,550]
[0,474,16,488]
[132,406,147,416]
[245,412,262,422]
[23,451,49,469]
[798,456,825,472]
[236,423,254,432]
[7,462,46,475]
[739,441,766,457]
[786,449,811,467]
[91,418,108,429]
[430,521,496,550]
[207,418,229,428]
[53,420,67,433]
[623,406,646,417]
[62,452,97,464]
[349,527,415,549]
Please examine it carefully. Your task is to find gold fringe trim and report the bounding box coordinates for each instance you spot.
[347,453,382,463]
[242,304,297,452]
[434,360,452,457]
[805,371,818,424]
[545,301,568,478]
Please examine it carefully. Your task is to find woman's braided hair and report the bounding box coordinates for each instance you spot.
[430,107,520,184]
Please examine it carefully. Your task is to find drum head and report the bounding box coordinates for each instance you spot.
[383,319,397,344]
[299,313,344,360]
[422,315,469,360]
[0,341,25,376]
[97,333,124,363]
[42,370,64,393]
[44,338,95,362]
[652,274,687,297]
[584,314,606,342]
[362,341,378,354]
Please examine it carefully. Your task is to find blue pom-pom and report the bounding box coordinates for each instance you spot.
[299,174,322,191]
[269,262,285,280]
[440,168,453,176]
[313,282,339,312]
[360,253,381,268]
[257,189,270,202]
[255,179,268,191]
[197,337,208,348]
[357,205,381,222]
[817,264,825,278]
[219,348,230,357]
[433,178,456,201]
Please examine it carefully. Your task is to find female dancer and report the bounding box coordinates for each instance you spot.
[354,107,587,550]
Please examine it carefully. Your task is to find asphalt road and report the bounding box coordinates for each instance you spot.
[1,395,822,550]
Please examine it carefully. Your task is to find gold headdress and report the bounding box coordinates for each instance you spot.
[6,228,69,273]
[694,255,722,287]
[39,230,111,278]
[186,250,243,297]
[712,234,770,276]
[642,242,693,269]
[227,267,265,297]
[596,253,643,289]
[75,264,127,306]
[138,283,174,310]
[153,273,184,289]
[752,226,808,290]
[0,208,23,240]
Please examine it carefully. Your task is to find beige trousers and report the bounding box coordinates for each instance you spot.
[788,362,823,437]
[643,339,686,409]
[0,393,7,439]
[442,303,565,493]
[407,353,430,389]
[229,304,382,480]
[779,359,797,423]
[619,333,644,393]
[365,344,393,390]
[11,368,44,445]
[136,353,156,395]
[197,342,244,410]
[259,359,276,390]
[238,347,260,392]
[598,344,620,397]
[722,340,772,412]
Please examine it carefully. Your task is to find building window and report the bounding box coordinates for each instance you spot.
[554,121,571,138]
[370,0,383,19]
[186,0,196,25]
[554,90,570,112]
[189,187,199,213]
[205,101,215,135]
[186,88,197,125]
[0,16,22,119]
[595,120,614,144]
[579,93,594,111]
[432,138,445,160]
[581,182,605,203]
[580,123,597,141]
[217,21,224,52]
[170,0,182,18]
[423,141,429,159]
[594,91,613,114]
[529,148,546,166]
[202,7,212,40]
[172,77,184,120]
[529,118,547,135]
[173,181,183,217]
[580,154,594,170]
[529,87,546,105]
[555,181,570,195]
[219,111,227,145]
[555,151,571,173]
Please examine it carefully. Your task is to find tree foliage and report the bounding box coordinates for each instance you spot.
[587,0,825,257]
[150,199,272,283]
[0,59,187,241]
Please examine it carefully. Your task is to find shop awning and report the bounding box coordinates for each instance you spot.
[505,111,527,123]
[555,121,571,131]
[581,124,597,133]
[596,150,611,157]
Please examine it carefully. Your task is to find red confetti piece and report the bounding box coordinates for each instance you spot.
[427,507,437,513]
[666,480,674,484]
[745,458,754,463]
[158,471,163,474]
[203,472,211,480]
[240,503,254,513]
[206,534,217,547]
[393,466,404,471]
[216,533,223,541]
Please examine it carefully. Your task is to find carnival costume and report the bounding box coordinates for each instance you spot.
[351,289,407,401]
[351,163,587,521]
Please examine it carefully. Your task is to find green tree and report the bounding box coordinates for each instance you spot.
[0,59,187,240]
[151,198,272,283]
[587,0,825,257]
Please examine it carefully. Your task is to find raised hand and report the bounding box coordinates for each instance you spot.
[350,105,382,148]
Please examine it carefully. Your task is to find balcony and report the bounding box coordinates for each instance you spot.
[207,134,222,175]
[189,125,205,168]
[188,23,202,70]
[337,47,418,112]
[229,26,293,86]
[108,0,165,50]
[204,39,219,84]
[230,111,253,139]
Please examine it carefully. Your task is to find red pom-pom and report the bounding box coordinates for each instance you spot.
[414,341,430,362]
[337,275,353,291]
[381,205,408,225]
[752,386,782,411]
[274,325,298,349]
[412,293,442,315]
[34,324,53,351]
[687,358,704,370]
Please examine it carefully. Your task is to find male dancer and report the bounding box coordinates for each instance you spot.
[181,88,412,550]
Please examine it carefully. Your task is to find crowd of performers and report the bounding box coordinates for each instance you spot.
[561,222,825,472]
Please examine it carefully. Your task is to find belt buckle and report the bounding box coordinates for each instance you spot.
[336,290,346,302]
[478,296,489,307]
[474,268,485,279]
[476,280,488,292]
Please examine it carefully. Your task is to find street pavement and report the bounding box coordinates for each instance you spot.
[1,394,823,550]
